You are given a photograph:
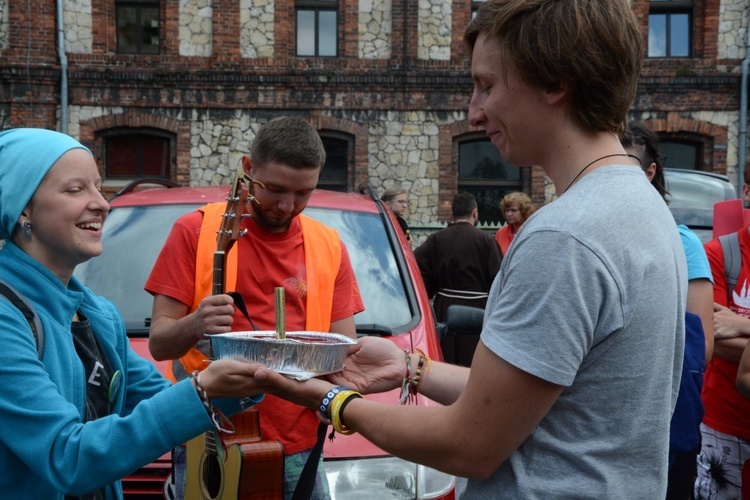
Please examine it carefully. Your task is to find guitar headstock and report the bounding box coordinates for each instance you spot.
[216,169,251,253]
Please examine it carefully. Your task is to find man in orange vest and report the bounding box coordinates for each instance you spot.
[145,116,363,499]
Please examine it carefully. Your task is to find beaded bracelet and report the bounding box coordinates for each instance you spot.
[330,390,362,435]
[398,349,431,405]
[191,370,235,433]
[409,348,431,397]
[398,350,412,404]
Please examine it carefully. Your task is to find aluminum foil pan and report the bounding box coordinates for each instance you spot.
[210,331,357,381]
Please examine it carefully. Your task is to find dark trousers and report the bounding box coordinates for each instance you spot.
[667,446,700,500]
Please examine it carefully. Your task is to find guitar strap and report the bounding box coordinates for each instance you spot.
[230,291,329,499]
[292,422,328,500]
[227,292,260,331]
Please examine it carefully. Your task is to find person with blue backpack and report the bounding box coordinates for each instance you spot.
[621,122,715,499]
[0,128,267,499]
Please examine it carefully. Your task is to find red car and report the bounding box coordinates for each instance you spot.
[75,182,456,500]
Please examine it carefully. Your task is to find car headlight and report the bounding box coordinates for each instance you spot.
[323,456,455,499]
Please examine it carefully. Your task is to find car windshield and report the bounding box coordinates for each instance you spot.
[74,204,413,336]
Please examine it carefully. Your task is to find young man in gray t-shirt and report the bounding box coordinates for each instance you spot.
[253,1,686,497]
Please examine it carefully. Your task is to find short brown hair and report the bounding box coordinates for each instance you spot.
[250,116,326,170]
[500,191,535,220]
[465,0,643,135]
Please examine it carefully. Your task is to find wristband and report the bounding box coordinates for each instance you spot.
[319,386,347,419]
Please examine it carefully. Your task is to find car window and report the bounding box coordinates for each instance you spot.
[75,203,413,335]
[303,207,412,330]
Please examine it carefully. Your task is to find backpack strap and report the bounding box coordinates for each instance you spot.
[719,232,741,303]
[0,279,44,359]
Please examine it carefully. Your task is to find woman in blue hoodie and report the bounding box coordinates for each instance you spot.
[0,128,265,499]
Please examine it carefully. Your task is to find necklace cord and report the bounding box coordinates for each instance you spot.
[562,153,640,194]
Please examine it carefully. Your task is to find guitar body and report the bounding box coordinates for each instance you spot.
[185,410,284,500]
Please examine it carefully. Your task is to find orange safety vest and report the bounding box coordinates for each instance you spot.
[167,202,342,382]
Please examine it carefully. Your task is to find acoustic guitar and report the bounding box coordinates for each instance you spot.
[185,170,284,500]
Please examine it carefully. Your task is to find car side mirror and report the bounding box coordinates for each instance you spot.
[444,305,484,336]
[440,305,484,367]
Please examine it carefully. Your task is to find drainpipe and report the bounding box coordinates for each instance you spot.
[56,0,68,134]
[738,7,750,197]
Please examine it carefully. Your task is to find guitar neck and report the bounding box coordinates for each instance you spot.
[212,251,226,296]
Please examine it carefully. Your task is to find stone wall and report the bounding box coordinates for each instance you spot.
[718,0,748,60]
[359,0,392,59]
[240,0,274,58]
[63,0,92,54]
[418,0,451,60]
[179,0,213,57]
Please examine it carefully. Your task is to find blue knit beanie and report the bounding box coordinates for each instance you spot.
[0,128,90,239]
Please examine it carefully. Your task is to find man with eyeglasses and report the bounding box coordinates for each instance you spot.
[145,116,363,499]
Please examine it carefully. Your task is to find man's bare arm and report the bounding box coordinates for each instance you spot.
[149,293,234,361]
[330,316,357,340]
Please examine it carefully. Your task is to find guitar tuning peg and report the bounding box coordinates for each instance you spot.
[241,214,252,220]
[238,229,248,238]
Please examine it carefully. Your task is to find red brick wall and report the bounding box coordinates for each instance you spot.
[0,0,743,207]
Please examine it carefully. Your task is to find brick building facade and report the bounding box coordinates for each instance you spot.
[0,0,746,226]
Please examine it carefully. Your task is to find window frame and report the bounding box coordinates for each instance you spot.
[115,0,161,55]
[648,0,694,58]
[102,128,174,180]
[656,137,703,171]
[295,0,339,57]
[457,136,526,225]
[318,131,352,192]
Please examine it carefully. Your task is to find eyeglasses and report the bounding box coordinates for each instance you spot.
[247,175,267,190]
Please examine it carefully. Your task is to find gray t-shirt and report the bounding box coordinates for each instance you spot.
[460,166,686,499]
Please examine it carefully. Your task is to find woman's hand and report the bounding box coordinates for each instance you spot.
[327,336,406,394]
[198,359,270,399]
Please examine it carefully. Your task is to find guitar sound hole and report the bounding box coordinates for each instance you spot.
[203,455,223,499]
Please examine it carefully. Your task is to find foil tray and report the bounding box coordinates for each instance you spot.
[210,331,357,381]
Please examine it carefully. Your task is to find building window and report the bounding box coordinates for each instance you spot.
[648,0,692,58]
[116,0,160,54]
[318,134,350,192]
[659,139,701,170]
[458,138,523,224]
[296,0,338,57]
[105,131,171,179]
